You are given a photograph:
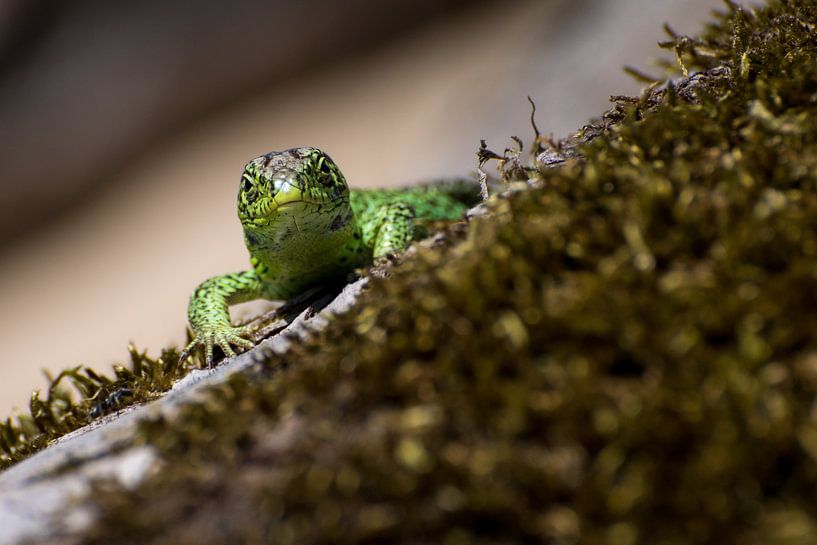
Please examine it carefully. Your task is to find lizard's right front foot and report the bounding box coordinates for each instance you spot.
[180,324,255,368]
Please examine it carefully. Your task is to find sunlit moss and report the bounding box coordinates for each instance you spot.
[0,345,189,469]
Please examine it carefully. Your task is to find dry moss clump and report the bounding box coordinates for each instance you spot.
[79,2,817,544]
[0,346,186,469]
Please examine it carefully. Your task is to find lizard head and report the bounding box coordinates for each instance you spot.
[238,147,349,224]
[237,147,354,249]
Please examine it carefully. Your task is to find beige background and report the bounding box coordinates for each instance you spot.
[0,0,727,415]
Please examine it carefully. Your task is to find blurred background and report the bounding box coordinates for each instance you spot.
[0,0,726,415]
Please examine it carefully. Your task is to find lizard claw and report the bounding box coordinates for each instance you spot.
[179,324,255,368]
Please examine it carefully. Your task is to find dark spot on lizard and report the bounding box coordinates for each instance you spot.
[245,232,261,247]
[329,213,347,232]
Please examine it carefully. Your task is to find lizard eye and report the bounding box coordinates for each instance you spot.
[241,177,253,193]
[318,159,332,175]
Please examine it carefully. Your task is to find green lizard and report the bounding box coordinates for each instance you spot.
[182,147,480,366]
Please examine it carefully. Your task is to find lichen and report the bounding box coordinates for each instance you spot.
[35,1,817,543]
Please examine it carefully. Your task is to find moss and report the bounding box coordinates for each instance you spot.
[0,345,191,469]
[52,1,817,543]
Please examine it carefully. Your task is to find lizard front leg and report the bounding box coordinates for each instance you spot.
[181,269,264,367]
[369,202,417,259]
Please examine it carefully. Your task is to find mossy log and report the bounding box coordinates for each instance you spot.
[5,1,817,544]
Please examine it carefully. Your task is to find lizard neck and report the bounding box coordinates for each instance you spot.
[244,210,369,299]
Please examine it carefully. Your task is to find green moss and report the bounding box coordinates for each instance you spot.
[61,1,817,543]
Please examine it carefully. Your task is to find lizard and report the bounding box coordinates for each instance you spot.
[181,146,481,366]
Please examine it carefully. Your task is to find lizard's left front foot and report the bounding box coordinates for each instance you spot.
[180,324,255,368]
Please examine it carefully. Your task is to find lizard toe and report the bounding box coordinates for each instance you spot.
[233,324,255,335]
[216,338,237,359]
[204,335,216,368]
[226,334,254,351]
[179,338,199,364]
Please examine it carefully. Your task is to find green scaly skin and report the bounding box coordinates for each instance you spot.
[182,147,480,366]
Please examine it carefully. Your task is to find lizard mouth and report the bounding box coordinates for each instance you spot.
[273,199,309,209]
[240,192,342,227]
[269,197,339,212]
[270,185,342,209]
